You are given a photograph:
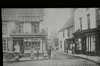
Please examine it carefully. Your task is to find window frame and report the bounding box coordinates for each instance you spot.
[87,14,90,29]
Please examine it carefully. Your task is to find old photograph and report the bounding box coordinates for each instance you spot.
[2,8,100,66]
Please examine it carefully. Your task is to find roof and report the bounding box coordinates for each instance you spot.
[58,16,74,32]
[2,8,44,22]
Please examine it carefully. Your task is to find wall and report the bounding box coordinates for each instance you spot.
[74,8,96,32]
[63,29,68,39]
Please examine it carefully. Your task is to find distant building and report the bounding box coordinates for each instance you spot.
[57,31,65,52]
[73,8,100,56]
[58,17,75,53]
[2,8,48,57]
[58,9,75,53]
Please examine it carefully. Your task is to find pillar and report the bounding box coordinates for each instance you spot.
[43,39,46,51]
[40,39,43,53]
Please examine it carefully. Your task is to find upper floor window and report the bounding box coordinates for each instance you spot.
[79,17,82,31]
[96,8,100,17]
[2,23,7,35]
[96,8,100,27]
[31,23,33,33]
[87,14,90,29]
[63,31,65,38]
[34,23,39,33]
[67,29,70,38]
[16,23,23,33]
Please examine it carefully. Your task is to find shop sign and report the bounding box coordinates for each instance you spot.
[24,39,32,41]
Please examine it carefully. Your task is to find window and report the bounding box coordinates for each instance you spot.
[96,8,100,26]
[19,23,23,33]
[96,8,100,17]
[80,18,82,31]
[2,23,7,35]
[91,35,96,52]
[67,29,70,38]
[16,23,23,33]
[34,23,39,33]
[25,42,29,49]
[63,31,65,38]
[2,39,7,52]
[87,14,90,29]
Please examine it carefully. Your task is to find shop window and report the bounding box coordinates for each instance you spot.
[76,38,82,50]
[90,35,96,52]
[32,41,40,50]
[14,42,20,52]
[25,41,31,49]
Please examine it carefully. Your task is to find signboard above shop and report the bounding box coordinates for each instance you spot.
[24,38,40,42]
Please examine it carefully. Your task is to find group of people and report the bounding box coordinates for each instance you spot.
[31,46,52,60]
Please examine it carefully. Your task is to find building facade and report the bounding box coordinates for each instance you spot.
[73,8,100,56]
[58,31,65,52]
[58,9,75,54]
[2,8,48,57]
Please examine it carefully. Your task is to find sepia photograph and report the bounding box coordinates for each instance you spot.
[2,8,100,66]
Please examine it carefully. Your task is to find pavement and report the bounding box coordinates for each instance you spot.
[64,52,100,64]
[3,55,49,62]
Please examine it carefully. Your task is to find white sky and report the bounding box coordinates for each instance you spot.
[40,8,73,37]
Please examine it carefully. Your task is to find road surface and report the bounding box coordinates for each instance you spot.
[3,50,99,66]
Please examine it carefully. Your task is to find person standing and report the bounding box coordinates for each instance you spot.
[14,43,20,53]
[36,47,39,60]
[14,43,20,61]
[47,46,51,59]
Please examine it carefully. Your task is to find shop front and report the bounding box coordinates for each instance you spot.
[64,38,75,54]
[12,37,41,57]
[85,28,100,56]
[10,33,47,58]
[73,28,100,56]
[23,38,41,57]
[73,30,86,54]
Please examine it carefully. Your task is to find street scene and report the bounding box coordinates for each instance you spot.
[2,8,100,66]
